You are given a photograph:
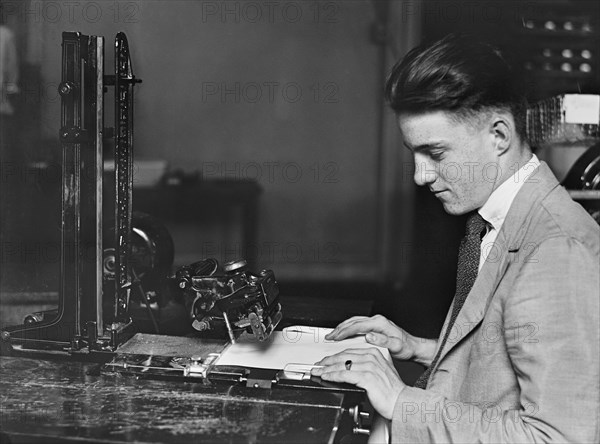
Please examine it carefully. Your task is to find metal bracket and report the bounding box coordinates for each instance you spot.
[246,368,277,389]
[59,126,89,143]
[183,353,220,379]
[349,405,371,435]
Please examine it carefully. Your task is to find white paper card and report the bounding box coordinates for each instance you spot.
[215,325,391,369]
[564,94,600,124]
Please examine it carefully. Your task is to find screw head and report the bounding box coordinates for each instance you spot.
[59,82,73,96]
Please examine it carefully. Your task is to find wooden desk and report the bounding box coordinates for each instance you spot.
[0,356,346,443]
[0,296,374,443]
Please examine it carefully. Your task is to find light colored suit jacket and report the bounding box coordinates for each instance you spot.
[392,162,599,443]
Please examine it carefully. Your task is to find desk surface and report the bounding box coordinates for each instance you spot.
[0,356,345,443]
[0,296,374,443]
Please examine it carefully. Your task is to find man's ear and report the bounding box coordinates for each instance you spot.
[490,114,513,156]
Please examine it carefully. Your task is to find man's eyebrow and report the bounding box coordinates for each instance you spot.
[403,141,446,152]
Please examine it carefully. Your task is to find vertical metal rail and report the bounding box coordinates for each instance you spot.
[59,32,84,345]
[113,32,139,323]
[83,36,104,338]
[95,38,105,335]
[60,33,104,347]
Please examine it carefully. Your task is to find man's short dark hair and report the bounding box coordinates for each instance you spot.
[385,33,527,141]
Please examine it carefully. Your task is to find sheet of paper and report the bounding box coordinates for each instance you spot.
[215,325,391,370]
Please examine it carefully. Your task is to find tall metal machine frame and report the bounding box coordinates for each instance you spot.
[1,31,141,354]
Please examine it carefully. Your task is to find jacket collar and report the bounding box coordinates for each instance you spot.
[479,154,540,233]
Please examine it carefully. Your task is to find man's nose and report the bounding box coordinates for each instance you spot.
[413,154,437,186]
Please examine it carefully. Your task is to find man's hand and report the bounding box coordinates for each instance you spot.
[325,314,436,365]
[311,347,406,420]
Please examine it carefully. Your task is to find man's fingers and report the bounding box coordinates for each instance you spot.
[313,360,405,421]
[365,332,386,345]
[336,316,369,327]
[313,348,389,373]
[316,368,369,386]
[317,363,389,392]
[314,349,365,367]
[311,361,349,376]
[365,332,405,353]
[325,316,368,340]
[326,316,391,341]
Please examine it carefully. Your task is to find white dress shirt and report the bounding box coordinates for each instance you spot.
[478,154,541,270]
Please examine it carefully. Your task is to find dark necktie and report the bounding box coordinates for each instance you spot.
[414,211,488,389]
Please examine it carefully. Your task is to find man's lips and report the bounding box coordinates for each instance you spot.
[431,189,447,195]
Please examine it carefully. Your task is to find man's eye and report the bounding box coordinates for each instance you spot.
[429,151,444,160]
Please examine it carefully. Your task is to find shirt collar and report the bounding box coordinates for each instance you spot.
[478,154,540,231]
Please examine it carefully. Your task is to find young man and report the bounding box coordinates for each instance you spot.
[312,34,599,442]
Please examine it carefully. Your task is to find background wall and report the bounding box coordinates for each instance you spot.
[1,0,416,289]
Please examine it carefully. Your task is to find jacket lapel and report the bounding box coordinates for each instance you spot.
[432,162,560,368]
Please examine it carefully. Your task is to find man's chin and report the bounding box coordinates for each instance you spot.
[441,202,472,216]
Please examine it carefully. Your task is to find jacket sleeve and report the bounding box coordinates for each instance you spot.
[391,236,599,443]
